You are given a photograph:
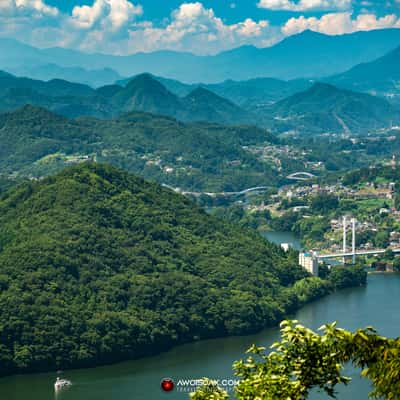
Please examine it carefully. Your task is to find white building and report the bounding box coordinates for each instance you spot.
[299,252,319,276]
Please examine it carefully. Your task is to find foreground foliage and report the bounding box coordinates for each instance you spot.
[192,320,400,400]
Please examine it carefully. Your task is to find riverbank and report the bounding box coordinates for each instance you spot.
[0,230,366,380]
[0,277,331,378]
[1,274,396,400]
[0,165,329,380]
[0,266,365,380]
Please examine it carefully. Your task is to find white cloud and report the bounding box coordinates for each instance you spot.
[0,1,274,54]
[0,0,145,51]
[0,0,398,55]
[123,2,273,54]
[0,0,58,16]
[71,0,143,31]
[257,0,352,12]
[0,0,60,48]
[282,11,400,35]
[65,0,144,52]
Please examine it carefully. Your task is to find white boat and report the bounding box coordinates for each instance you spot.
[54,377,72,391]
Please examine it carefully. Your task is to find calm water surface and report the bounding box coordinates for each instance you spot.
[263,230,302,250]
[1,233,398,400]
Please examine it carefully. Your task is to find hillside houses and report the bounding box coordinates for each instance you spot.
[279,182,396,201]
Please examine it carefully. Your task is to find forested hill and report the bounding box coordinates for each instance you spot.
[0,163,320,376]
[328,45,400,103]
[270,82,400,135]
[0,71,254,126]
[110,73,254,125]
[0,105,277,192]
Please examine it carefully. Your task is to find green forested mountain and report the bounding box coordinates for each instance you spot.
[0,73,94,97]
[3,70,400,135]
[0,72,254,126]
[0,163,323,375]
[0,176,22,195]
[0,105,277,191]
[0,72,111,118]
[116,74,195,96]
[118,74,312,108]
[110,74,185,118]
[184,87,252,124]
[270,83,400,135]
[203,78,312,109]
[95,74,255,125]
[328,46,400,103]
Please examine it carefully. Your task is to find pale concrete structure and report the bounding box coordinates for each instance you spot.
[299,252,319,276]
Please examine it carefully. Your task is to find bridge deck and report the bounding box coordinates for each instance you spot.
[318,248,400,259]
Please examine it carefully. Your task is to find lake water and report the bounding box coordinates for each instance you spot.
[263,230,302,250]
[1,234,399,400]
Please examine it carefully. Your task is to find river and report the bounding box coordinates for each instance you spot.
[0,233,399,400]
[263,230,302,250]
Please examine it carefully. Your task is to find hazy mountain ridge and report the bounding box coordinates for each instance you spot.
[118,74,313,108]
[327,45,400,103]
[269,82,400,135]
[0,72,113,118]
[2,45,400,136]
[1,70,399,137]
[11,64,124,88]
[0,72,255,125]
[103,73,256,125]
[2,29,400,83]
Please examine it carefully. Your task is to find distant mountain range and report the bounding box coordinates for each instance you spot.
[118,75,313,108]
[0,72,254,126]
[327,45,400,104]
[269,83,400,135]
[110,74,253,125]
[0,71,111,118]
[1,70,398,136]
[2,29,400,83]
[11,64,123,88]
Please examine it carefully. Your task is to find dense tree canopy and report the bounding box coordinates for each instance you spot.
[0,163,321,376]
[0,105,278,192]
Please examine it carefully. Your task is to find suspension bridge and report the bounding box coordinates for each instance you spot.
[299,216,399,275]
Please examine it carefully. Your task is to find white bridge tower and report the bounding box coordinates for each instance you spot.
[342,216,356,264]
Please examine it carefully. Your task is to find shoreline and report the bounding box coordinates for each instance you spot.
[0,277,359,380]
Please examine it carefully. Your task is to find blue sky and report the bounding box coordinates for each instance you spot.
[45,0,400,25]
[1,1,399,55]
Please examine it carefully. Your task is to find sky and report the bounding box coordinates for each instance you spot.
[0,0,399,55]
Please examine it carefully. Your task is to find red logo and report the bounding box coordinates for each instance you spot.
[161,378,174,392]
